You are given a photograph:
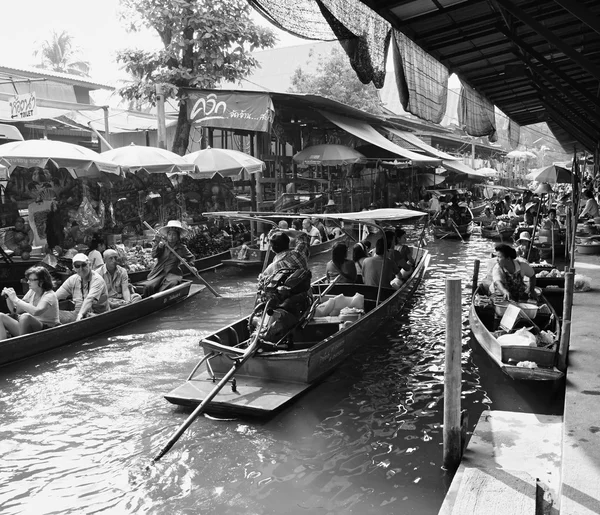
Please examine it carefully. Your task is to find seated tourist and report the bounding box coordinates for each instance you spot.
[361,238,400,289]
[352,240,371,282]
[56,253,110,323]
[97,249,142,309]
[326,242,357,284]
[302,218,322,245]
[0,266,60,340]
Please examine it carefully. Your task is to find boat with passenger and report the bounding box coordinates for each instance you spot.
[164,208,430,416]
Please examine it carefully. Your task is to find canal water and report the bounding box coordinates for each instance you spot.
[0,230,564,515]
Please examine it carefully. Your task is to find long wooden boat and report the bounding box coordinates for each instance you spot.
[469,284,563,381]
[128,250,230,283]
[0,280,205,368]
[222,234,348,269]
[432,221,474,239]
[165,245,430,416]
[481,226,514,241]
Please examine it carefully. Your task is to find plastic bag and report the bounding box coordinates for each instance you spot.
[498,327,537,347]
[75,197,102,232]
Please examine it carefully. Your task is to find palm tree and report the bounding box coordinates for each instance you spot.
[34,31,90,77]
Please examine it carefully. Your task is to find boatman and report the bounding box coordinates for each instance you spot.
[140,220,197,295]
[255,228,312,347]
[56,253,110,323]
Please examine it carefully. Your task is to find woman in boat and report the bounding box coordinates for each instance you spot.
[481,206,496,227]
[326,242,357,284]
[393,228,414,279]
[579,189,599,220]
[0,266,60,340]
[362,238,400,289]
[491,243,537,302]
[352,240,370,282]
[87,235,106,270]
[141,220,197,295]
[515,231,541,263]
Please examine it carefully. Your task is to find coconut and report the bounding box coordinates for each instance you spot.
[13,231,25,243]
[21,252,31,260]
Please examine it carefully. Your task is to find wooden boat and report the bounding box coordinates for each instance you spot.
[222,234,348,269]
[469,284,563,381]
[164,208,429,416]
[481,226,514,241]
[0,280,205,368]
[127,250,230,283]
[432,220,474,239]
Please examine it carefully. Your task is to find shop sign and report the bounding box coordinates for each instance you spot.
[9,93,37,120]
[186,90,274,133]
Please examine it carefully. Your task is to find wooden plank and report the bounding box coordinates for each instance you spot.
[451,468,536,515]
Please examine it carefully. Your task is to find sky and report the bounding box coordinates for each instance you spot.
[0,0,306,86]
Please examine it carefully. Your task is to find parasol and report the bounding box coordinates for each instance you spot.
[529,164,572,184]
[506,150,537,160]
[100,143,195,174]
[0,139,120,177]
[183,147,265,179]
[292,144,366,166]
[476,167,499,177]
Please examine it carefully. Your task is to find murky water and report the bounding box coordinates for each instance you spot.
[0,230,563,514]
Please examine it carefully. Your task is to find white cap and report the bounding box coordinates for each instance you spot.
[72,253,89,264]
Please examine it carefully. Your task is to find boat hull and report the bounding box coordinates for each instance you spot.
[165,248,430,415]
[432,221,474,239]
[481,227,514,241]
[469,290,563,381]
[0,281,204,368]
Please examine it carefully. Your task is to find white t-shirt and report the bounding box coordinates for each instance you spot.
[88,250,104,270]
[304,226,322,245]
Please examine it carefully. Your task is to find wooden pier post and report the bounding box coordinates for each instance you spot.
[444,277,463,471]
[558,268,575,372]
[471,259,480,296]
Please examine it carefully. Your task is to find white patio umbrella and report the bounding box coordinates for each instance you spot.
[183,147,265,179]
[0,139,120,177]
[100,143,195,174]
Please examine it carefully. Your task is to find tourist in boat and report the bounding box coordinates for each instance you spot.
[326,242,357,284]
[97,249,142,309]
[393,228,414,279]
[278,220,289,230]
[361,238,400,289]
[311,217,327,242]
[56,253,110,323]
[491,243,537,302]
[87,235,106,270]
[352,241,370,282]
[302,218,322,245]
[141,220,197,295]
[579,189,599,220]
[0,266,60,340]
[324,220,344,240]
[256,229,312,344]
[257,226,270,251]
[515,231,541,263]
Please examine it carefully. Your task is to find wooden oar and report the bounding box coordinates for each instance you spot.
[143,221,220,297]
[450,219,466,243]
[152,303,271,462]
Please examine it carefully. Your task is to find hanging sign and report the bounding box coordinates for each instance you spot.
[185,90,274,133]
[9,92,37,120]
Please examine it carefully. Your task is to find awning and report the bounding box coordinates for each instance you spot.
[441,159,491,178]
[321,112,441,165]
[385,127,458,160]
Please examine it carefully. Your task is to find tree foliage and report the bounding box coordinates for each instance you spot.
[289,47,383,115]
[33,30,90,77]
[117,0,276,154]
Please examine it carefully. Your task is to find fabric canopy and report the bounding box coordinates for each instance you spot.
[205,208,426,223]
[385,128,457,160]
[441,159,491,178]
[321,112,440,164]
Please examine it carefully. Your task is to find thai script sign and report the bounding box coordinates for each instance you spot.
[9,93,37,119]
[186,90,274,133]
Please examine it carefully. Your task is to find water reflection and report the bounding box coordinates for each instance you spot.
[0,231,562,514]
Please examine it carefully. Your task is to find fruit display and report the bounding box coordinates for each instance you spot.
[3,218,35,256]
[185,228,231,258]
[122,245,157,272]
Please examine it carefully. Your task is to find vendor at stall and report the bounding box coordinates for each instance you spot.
[141,220,197,295]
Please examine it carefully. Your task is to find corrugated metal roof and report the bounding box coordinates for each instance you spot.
[0,65,114,90]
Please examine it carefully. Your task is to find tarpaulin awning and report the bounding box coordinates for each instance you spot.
[385,127,457,160]
[441,159,491,179]
[321,111,440,164]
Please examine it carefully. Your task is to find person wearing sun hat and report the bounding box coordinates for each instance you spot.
[55,253,110,323]
[515,231,540,263]
[142,220,197,295]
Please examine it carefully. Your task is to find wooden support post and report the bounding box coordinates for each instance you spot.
[155,84,167,150]
[444,277,462,471]
[471,259,480,297]
[558,268,575,372]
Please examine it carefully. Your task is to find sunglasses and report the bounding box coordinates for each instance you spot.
[73,263,88,269]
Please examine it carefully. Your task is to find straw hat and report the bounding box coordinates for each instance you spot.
[525,202,537,212]
[518,231,531,243]
[327,199,336,206]
[158,220,188,238]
